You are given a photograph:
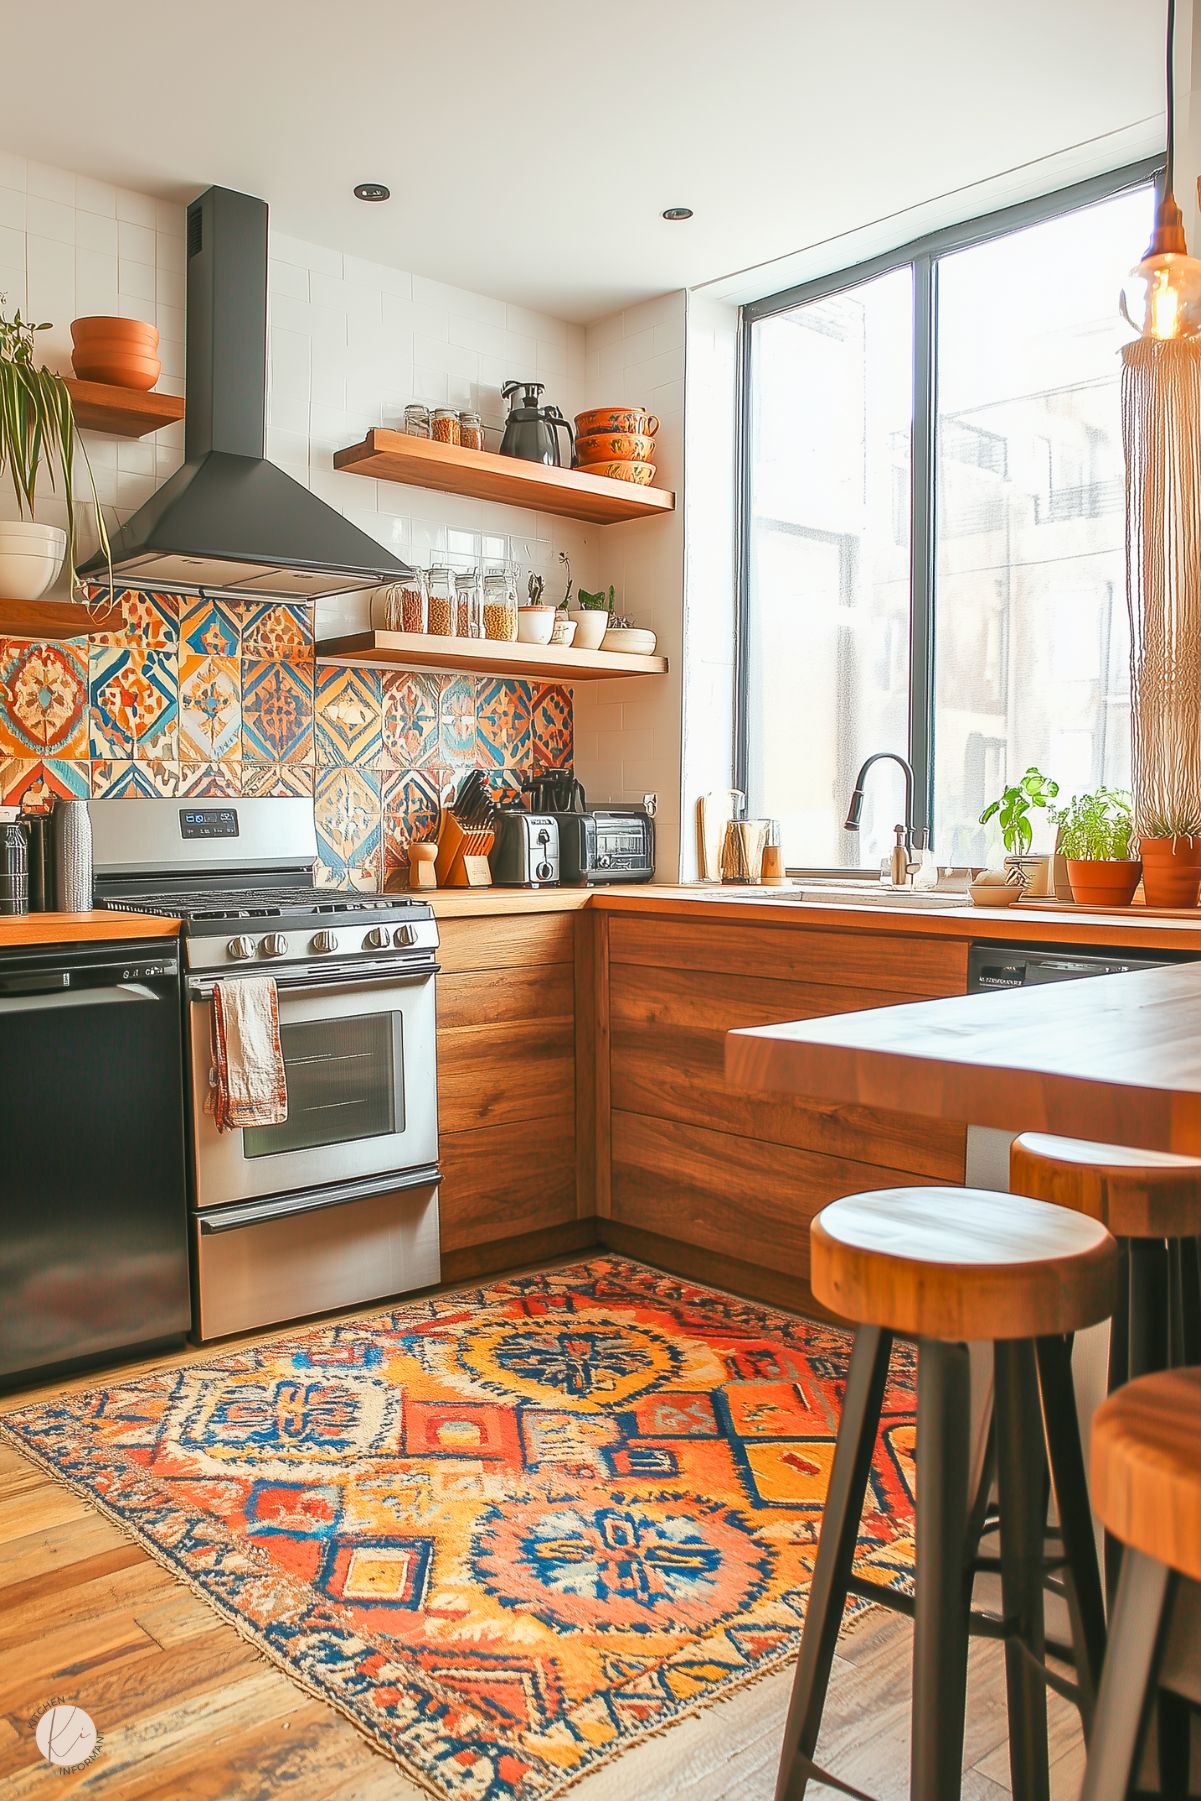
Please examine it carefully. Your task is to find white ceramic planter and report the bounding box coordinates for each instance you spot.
[516,605,555,645]
[567,607,609,650]
[601,626,658,655]
[0,522,68,600]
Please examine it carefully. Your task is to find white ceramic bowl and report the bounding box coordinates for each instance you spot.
[516,605,555,645]
[969,874,1022,908]
[601,626,657,656]
[567,608,609,651]
[0,523,68,600]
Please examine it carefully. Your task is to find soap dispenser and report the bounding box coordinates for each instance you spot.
[889,824,909,888]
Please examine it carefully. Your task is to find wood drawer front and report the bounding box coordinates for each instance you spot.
[439,1116,576,1251]
[610,1109,945,1280]
[437,913,576,975]
[609,965,966,1180]
[437,964,574,1134]
[608,914,968,997]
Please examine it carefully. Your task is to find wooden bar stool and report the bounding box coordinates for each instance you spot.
[1010,1135,1201,1382]
[775,1186,1118,1801]
[1080,1369,1201,1801]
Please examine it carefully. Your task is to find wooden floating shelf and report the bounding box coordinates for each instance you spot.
[65,378,185,438]
[332,428,675,526]
[0,597,124,639]
[316,629,668,683]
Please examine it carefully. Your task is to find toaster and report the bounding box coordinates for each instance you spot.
[488,810,560,888]
[553,804,656,885]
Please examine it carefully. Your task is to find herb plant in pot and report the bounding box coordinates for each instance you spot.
[1138,809,1201,908]
[978,766,1059,895]
[1050,788,1141,907]
[517,571,556,645]
[568,584,613,652]
[0,303,108,602]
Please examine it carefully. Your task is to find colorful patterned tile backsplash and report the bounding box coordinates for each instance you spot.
[0,589,573,889]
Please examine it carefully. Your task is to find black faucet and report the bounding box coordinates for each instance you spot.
[844,752,918,873]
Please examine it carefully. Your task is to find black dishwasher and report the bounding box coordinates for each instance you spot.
[0,939,191,1384]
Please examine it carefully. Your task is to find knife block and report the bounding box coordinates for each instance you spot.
[435,812,495,887]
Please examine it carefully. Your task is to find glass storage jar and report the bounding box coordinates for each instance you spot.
[432,408,461,446]
[404,403,431,438]
[426,566,456,637]
[459,410,485,452]
[482,570,518,641]
[455,569,482,638]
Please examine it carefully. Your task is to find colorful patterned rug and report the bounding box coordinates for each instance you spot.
[0,1257,917,1799]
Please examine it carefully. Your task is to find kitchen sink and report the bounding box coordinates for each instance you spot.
[735,880,969,909]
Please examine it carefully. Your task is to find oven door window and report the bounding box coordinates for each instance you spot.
[243,1010,403,1158]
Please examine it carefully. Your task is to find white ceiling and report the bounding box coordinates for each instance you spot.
[1,0,1164,322]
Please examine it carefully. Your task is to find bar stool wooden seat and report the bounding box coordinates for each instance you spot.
[1080,1368,1201,1801]
[776,1186,1119,1801]
[1011,1133,1201,1380]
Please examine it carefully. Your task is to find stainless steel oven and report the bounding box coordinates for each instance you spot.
[185,955,437,1211]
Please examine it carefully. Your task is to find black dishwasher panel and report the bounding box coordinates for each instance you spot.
[0,941,191,1383]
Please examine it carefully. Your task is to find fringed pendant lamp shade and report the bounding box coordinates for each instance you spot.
[1122,338,1201,838]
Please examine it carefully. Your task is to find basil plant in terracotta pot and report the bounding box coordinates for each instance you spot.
[1049,788,1140,907]
[0,302,109,602]
[978,766,1059,895]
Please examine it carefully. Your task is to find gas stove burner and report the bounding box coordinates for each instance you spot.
[102,886,427,923]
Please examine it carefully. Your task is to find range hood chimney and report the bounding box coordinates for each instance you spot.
[84,185,409,598]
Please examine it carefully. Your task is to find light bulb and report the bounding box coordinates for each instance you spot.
[1120,250,1201,339]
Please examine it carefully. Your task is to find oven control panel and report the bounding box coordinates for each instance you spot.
[180,807,239,840]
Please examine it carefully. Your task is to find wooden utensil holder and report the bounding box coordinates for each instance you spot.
[435,812,495,887]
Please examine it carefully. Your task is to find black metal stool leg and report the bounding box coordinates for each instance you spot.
[910,1337,973,1801]
[1080,1550,1175,1801]
[1156,1686,1192,1797]
[775,1326,893,1801]
[1128,1238,1169,1379]
[1108,1239,1131,1393]
[1179,1237,1201,1363]
[1035,1333,1106,1727]
[994,1339,1051,1801]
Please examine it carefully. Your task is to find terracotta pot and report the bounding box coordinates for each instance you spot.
[1065,859,1142,908]
[71,316,161,389]
[575,431,657,464]
[1139,835,1201,908]
[575,406,659,439]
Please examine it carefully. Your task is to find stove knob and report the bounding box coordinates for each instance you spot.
[394,922,417,947]
[261,932,290,958]
[364,925,392,950]
[310,929,339,954]
[227,935,256,961]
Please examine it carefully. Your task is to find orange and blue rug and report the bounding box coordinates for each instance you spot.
[0,1257,917,1798]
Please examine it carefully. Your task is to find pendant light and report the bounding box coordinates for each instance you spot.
[1120,0,1201,339]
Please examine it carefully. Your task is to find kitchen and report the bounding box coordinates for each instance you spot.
[0,3,1199,1797]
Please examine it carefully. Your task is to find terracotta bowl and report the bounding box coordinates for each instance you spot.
[575,431,657,465]
[575,407,659,439]
[577,459,656,486]
[71,315,159,348]
[71,345,162,389]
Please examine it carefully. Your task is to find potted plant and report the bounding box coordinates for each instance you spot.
[517,570,556,645]
[1049,788,1141,907]
[1137,807,1201,908]
[978,766,1059,894]
[0,303,109,602]
[601,610,658,655]
[567,580,612,651]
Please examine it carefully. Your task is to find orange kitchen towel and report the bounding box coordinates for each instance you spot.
[208,977,288,1131]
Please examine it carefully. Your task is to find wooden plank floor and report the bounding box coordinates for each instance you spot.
[0,1296,1085,1799]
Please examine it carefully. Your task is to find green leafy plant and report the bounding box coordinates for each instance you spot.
[1050,788,1134,861]
[979,766,1060,856]
[0,302,110,598]
[576,585,615,613]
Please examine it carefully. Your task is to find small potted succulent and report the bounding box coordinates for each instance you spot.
[1049,788,1141,907]
[601,610,658,655]
[979,766,1059,895]
[517,570,556,645]
[567,579,613,651]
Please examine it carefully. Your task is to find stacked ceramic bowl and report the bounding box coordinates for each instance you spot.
[574,407,659,484]
[70,316,161,390]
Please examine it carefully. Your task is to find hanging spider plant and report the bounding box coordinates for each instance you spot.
[0,302,112,602]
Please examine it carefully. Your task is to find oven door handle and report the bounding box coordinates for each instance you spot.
[186,962,438,1001]
[197,1165,441,1231]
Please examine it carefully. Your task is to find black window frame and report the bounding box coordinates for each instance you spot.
[734,155,1163,863]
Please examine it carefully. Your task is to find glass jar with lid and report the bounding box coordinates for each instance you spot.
[404,403,431,438]
[454,569,482,639]
[459,410,484,452]
[432,408,461,446]
[482,569,518,641]
[426,566,456,637]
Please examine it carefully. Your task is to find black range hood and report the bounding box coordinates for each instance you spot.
[84,185,409,598]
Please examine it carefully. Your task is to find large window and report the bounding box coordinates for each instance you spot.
[739,165,1158,870]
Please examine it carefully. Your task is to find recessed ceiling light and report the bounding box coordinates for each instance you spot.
[662,207,693,222]
[354,182,391,203]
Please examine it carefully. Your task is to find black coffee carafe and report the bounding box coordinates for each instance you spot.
[498,381,575,467]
